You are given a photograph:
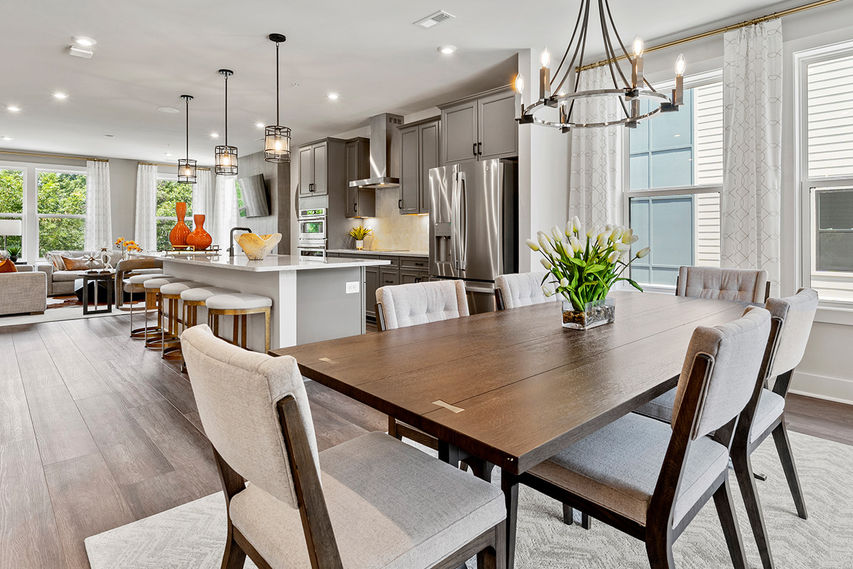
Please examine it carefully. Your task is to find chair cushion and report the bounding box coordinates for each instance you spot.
[766,288,819,377]
[633,388,676,423]
[125,273,165,284]
[527,413,728,528]
[180,286,238,302]
[143,277,184,290]
[52,270,88,282]
[229,431,505,569]
[749,389,785,444]
[376,280,468,330]
[205,293,272,310]
[495,271,555,309]
[677,266,768,304]
[160,281,201,296]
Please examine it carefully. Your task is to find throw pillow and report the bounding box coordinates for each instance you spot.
[61,256,92,271]
[0,259,17,273]
[49,252,67,270]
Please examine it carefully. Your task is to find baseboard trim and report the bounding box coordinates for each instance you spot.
[790,370,853,405]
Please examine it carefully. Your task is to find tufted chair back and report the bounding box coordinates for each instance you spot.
[376,280,469,330]
[495,271,557,310]
[677,266,769,304]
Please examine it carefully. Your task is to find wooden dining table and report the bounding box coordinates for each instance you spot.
[271,290,747,568]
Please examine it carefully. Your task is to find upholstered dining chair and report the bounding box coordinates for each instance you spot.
[181,325,506,569]
[376,279,469,450]
[520,307,772,569]
[494,271,557,310]
[633,289,818,569]
[676,266,770,304]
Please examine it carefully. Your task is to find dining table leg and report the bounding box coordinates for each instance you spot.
[501,471,519,569]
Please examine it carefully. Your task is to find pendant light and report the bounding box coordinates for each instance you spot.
[264,33,292,163]
[214,68,238,176]
[177,95,197,184]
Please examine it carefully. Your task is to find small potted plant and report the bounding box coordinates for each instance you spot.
[115,237,143,260]
[348,225,372,251]
[528,216,649,330]
[6,244,21,263]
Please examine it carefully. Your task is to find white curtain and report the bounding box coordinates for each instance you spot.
[85,160,112,250]
[721,19,783,290]
[212,175,238,251]
[568,66,624,229]
[134,164,158,251]
[191,169,214,217]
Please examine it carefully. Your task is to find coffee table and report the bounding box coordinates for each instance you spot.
[77,270,115,315]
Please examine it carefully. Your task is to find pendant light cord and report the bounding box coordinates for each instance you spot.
[224,74,228,146]
[276,41,280,125]
[185,96,189,160]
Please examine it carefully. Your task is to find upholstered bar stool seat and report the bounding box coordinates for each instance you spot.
[122,273,168,339]
[180,286,239,329]
[158,281,203,360]
[142,277,191,349]
[205,292,272,353]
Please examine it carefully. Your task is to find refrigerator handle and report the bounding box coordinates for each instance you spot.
[457,171,468,271]
[450,170,461,271]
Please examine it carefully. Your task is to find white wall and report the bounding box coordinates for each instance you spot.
[625,1,853,403]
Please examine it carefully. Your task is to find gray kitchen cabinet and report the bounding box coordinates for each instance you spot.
[440,87,517,164]
[299,138,345,197]
[477,90,518,159]
[380,268,400,287]
[345,137,374,218]
[399,269,428,284]
[441,101,477,164]
[364,265,379,318]
[399,118,440,214]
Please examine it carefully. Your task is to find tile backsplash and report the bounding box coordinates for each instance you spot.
[344,189,429,252]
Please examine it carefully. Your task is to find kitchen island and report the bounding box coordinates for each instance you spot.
[160,254,389,350]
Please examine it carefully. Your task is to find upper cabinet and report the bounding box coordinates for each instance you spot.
[399,118,440,214]
[344,137,375,218]
[440,87,517,164]
[298,138,346,198]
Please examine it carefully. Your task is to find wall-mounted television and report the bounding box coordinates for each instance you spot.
[236,174,270,218]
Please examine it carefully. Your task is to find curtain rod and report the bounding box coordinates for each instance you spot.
[139,161,211,171]
[0,150,109,162]
[577,0,841,72]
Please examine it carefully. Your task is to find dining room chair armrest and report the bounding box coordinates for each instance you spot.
[376,301,387,332]
[494,288,506,311]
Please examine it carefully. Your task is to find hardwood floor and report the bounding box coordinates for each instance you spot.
[0,314,848,569]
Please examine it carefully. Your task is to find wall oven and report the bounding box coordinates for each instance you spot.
[297,207,327,261]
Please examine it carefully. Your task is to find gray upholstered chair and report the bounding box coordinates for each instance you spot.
[520,307,772,569]
[676,266,769,304]
[181,325,506,569]
[376,279,469,449]
[494,271,557,310]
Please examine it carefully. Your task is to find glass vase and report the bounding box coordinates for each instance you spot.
[560,298,615,330]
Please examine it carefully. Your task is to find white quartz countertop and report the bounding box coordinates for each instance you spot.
[326,249,429,258]
[162,254,389,272]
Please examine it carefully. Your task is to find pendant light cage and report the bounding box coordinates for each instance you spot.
[215,69,238,176]
[177,95,197,184]
[264,33,292,163]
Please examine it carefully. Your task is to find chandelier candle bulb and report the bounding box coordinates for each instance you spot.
[674,54,686,105]
[539,49,551,100]
[631,37,644,92]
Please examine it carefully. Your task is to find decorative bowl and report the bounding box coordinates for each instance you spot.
[237,232,282,261]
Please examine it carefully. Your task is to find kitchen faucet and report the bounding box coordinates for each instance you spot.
[228,227,253,258]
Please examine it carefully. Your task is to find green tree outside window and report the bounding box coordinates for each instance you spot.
[156,179,193,251]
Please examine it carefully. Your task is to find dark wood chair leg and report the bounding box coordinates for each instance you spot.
[732,451,774,569]
[387,416,400,439]
[645,535,674,569]
[713,478,748,569]
[561,504,591,528]
[221,524,247,569]
[771,422,808,519]
[501,473,519,569]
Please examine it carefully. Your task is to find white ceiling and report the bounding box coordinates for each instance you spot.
[0,0,786,164]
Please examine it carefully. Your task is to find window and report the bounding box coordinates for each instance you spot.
[627,75,723,287]
[156,177,193,251]
[800,45,853,304]
[0,168,24,254]
[36,169,87,258]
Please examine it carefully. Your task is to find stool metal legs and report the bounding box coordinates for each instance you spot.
[208,307,271,353]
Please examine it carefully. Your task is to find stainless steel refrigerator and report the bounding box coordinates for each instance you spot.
[428,158,518,313]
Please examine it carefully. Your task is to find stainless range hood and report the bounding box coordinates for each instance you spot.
[348,113,403,189]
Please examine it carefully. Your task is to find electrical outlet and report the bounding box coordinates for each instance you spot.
[345,281,359,294]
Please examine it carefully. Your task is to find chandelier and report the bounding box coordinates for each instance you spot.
[264,33,292,163]
[516,0,686,131]
[214,69,238,176]
[177,95,197,184]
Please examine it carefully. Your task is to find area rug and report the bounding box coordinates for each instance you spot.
[0,305,122,327]
[46,294,84,309]
[85,431,853,569]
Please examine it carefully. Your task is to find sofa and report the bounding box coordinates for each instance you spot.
[0,268,47,315]
[36,249,123,296]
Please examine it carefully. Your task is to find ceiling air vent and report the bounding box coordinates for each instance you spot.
[413,10,455,29]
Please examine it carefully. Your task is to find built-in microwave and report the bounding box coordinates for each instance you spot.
[298,208,326,243]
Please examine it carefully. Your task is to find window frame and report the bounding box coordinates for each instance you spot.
[796,41,853,308]
[623,70,724,292]
[155,173,193,251]
[35,166,88,258]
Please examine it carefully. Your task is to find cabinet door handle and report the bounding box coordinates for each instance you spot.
[309,183,315,192]
[472,142,477,156]
[477,142,482,155]
[398,199,403,209]
[353,202,358,212]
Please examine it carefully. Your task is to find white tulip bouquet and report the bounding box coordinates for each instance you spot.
[527,216,649,314]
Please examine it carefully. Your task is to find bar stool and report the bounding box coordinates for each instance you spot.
[142,277,189,349]
[180,286,239,329]
[123,273,167,339]
[205,293,272,353]
[158,281,202,359]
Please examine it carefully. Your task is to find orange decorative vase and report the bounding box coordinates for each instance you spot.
[186,214,212,251]
[168,202,191,248]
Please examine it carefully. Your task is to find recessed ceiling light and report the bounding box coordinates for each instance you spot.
[210,132,220,139]
[73,36,97,47]
[255,121,265,129]
[327,92,340,101]
[438,45,457,55]
[53,91,69,100]
[1,136,12,141]
[7,104,21,113]
[157,106,179,114]
[413,10,455,28]
[165,152,172,157]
